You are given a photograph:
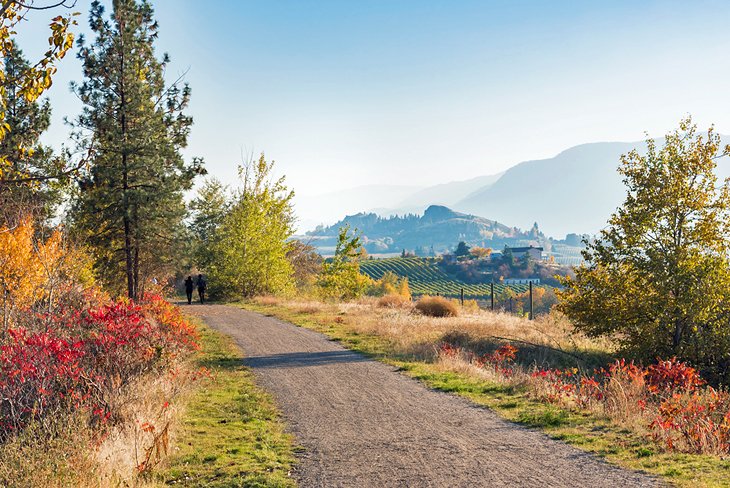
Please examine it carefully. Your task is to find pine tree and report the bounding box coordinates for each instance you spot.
[455,241,471,257]
[0,41,62,224]
[0,3,74,187]
[70,0,203,299]
[189,178,229,272]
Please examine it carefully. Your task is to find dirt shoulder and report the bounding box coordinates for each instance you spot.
[187,304,659,487]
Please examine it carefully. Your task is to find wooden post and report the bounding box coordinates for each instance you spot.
[460,288,464,306]
[529,281,534,321]
[490,282,494,311]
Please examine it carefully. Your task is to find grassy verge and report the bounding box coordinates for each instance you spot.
[240,299,730,488]
[156,318,296,487]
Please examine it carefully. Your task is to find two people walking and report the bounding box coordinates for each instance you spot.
[185,274,207,305]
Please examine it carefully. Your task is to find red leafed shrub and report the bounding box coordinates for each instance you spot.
[645,358,705,396]
[437,342,461,359]
[478,344,518,376]
[0,328,86,432]
[649,388,730,454]
[0,293,198,437]
[435,339,730,455]
[490,344,518,364]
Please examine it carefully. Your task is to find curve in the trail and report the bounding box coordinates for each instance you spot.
[188,304,660,488]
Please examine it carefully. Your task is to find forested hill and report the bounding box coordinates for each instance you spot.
[306,205,544,254]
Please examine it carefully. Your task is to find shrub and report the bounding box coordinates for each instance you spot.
[377,294,411,309]
[415,296,458,317]
[0,292,198,436]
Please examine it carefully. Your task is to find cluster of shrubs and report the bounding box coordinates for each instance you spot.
[438,343,730,455]
[0,291,198,437]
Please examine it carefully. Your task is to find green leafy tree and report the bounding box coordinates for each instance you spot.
[558,118,730,381]
[317,225,372,300]
[206,154,295,298]
[69,0,203,299]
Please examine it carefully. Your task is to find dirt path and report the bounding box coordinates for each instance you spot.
[188,304,659,487]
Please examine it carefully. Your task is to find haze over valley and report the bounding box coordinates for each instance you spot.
[297,137,730,240]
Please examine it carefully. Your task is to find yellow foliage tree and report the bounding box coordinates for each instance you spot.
[0,217,63,329]
[470,246,492,259]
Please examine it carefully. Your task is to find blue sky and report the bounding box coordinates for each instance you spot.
[19,0,730,199]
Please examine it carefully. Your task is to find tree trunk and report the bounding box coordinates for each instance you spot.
[119,13,135,300]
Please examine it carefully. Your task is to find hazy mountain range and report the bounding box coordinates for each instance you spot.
[295,139,730,238]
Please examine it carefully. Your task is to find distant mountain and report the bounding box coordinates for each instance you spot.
[296,138,730,237]
[454,142,642,237]
[394,172,504,210]
[455,139,730,237]
[294,174,503,232]
[306,204,544,255]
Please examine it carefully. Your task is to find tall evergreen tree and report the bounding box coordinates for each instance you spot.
[0,41,60,224]
[0,2,75,188]
[70,0,203,299]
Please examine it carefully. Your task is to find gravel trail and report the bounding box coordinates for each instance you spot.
[188,304,660,488]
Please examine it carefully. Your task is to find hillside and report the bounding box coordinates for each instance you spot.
[454,142,644,236]
[360,257,530,298]
[306,204,544,255]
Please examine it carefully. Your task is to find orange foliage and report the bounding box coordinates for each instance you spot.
[0,218,63,315]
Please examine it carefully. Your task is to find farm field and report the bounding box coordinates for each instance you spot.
[360,257,531,298]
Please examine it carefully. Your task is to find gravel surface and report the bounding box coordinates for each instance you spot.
[188,304,661,488]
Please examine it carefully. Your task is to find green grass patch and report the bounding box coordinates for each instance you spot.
[156,319,296,487]
[240,300,730,488]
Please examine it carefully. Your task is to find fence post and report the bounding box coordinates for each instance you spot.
[490,282,494,311]
[460,288,464,306]
[529,280,534,321]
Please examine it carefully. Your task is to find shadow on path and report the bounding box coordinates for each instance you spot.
[244,350,370,369]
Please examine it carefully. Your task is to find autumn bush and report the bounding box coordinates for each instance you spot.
[0,292,198,435]
[437,339,730,455]
[415,296,459,317]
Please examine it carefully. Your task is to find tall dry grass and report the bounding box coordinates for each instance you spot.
[0,357,204,487]
[253,295,613,369]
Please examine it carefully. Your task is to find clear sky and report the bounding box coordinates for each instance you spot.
[18,0,730,198]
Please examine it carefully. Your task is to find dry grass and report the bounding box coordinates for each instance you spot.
[0,416,98,488]
[94,368,199,485]
[255,295,281,306]
[260,297,612,370]
[0,359,203,487]
[377,294,412,309]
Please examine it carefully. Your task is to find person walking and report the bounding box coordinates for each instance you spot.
[184,276,194,305]
[197,274,207,304]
